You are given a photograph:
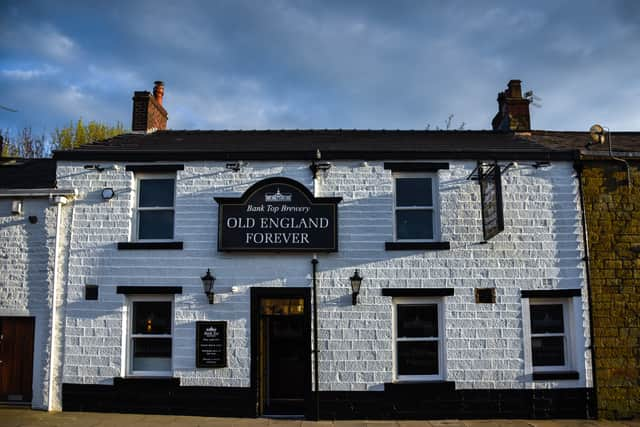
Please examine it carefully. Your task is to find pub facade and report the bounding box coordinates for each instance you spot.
[3,80,603,419]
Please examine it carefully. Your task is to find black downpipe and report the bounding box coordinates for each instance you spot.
[575,161,598,418]
[311,257,320,420]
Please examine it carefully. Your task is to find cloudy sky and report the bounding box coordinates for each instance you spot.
[1,0,639,135]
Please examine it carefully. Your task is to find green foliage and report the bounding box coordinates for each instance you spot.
[1,119,125,158]
[52,119,125,151]
[1,127,46,158]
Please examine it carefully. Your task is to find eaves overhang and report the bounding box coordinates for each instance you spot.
[53,149,579,162]
[0,188,77,198]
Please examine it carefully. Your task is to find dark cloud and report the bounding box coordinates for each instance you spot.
[1,0,638,134]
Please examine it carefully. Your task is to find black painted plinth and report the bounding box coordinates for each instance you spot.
[62,381,595,420]
[320,386,595,420]
[62,380,254,417]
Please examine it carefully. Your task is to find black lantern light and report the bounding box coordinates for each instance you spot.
[201,269,216,304]
[349,269,363,306]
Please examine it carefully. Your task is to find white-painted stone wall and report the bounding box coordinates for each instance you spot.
[55,160,591,393]
[0,198,63,409]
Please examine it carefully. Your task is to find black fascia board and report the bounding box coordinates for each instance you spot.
[53,150,578,162]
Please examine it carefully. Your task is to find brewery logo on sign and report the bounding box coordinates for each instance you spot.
[265,189,292,202]
[215,177,342,252]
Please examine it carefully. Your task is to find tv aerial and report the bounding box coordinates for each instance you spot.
[0,104,18,112]
[524,90,542,108]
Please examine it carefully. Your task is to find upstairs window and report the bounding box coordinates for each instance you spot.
[393,174,439,241]
[135,174,175,240]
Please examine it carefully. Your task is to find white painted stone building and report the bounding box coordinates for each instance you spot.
[1,81,597,419]
[0,159,74,410]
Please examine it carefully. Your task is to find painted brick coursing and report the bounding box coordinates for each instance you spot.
[55,160,591,392]
[581,162,640,419]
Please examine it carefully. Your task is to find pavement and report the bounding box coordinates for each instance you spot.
[1,408,639,427]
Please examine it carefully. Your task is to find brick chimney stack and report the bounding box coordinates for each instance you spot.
[132,81,168,133]
[491,79,531,132]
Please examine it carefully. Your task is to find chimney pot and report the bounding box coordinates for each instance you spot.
[153,81,165,105]
[506,80,522,99]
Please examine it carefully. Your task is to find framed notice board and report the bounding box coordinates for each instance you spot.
[196,321,227,368]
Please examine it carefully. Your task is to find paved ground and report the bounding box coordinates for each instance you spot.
[1,408,639,427]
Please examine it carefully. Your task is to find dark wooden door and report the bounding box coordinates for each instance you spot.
[0,317,35,402]
[264,314,306,414]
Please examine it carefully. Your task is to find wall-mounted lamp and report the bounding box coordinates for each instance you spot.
[101,188,115,200]
[201,269,216,304]
[225,161,244,172]
[349,269,363,306]
[310,161,332,179]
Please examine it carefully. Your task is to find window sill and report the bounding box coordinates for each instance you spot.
[117,241,183,250]
[385,241,450,250]
[384,381,455,393]
[532,371,579,381]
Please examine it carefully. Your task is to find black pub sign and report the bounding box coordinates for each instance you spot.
[479,162,504,241]
[196,321,227,368]
[215,177,341,252]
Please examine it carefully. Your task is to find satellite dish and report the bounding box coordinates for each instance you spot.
[589,124,606,144]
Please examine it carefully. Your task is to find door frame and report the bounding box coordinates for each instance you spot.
[250,287,312,418]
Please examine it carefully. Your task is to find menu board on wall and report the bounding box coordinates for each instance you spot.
[479,163,504,241]
[196,321,227,368]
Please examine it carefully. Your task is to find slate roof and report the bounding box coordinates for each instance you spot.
[525,131,640,155]
[53,129,579,161]
[0,158,57,189]
[51,129,640,162]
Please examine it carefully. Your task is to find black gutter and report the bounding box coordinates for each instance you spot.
[574,160,598,418]
[311,257,320,420]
